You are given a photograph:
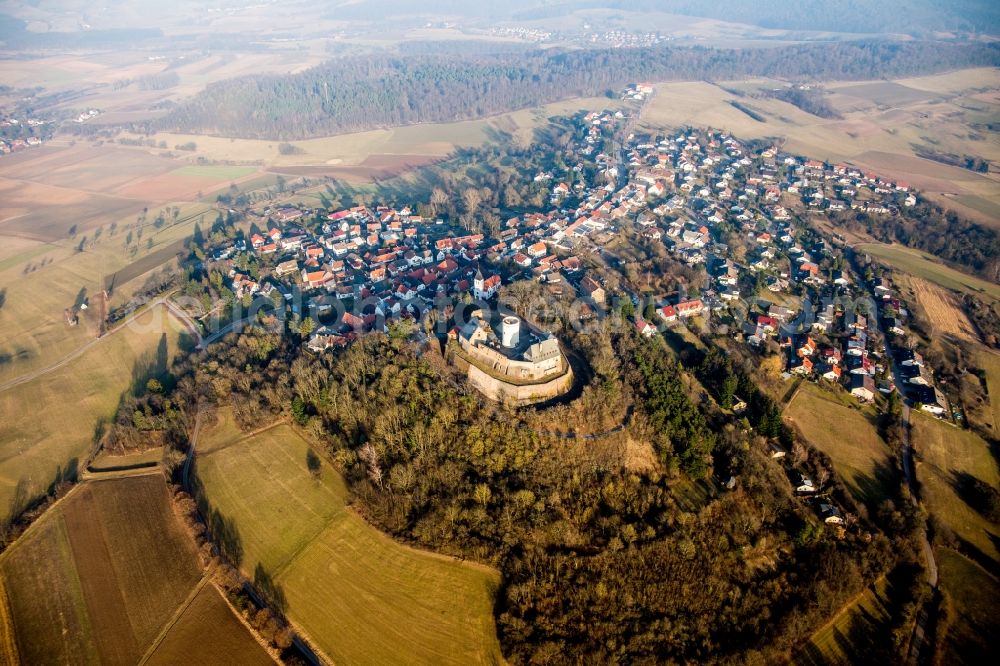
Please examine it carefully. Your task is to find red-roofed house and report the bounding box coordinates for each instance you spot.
[676,300,705,318]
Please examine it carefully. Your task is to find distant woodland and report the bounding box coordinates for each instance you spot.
[325,0,1000,36]
[151,41,1000,140]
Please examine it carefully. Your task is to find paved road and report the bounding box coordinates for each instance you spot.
[871,294,939,588]
[861,273,938,666]
[200,316,253,348]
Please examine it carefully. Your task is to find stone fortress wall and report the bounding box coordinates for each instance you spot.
[451,314,574,404]
[457,333,563,381]
[466,364,574,406]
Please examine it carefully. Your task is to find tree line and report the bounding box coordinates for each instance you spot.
[832,203,1000,282]
[148,41,1000,139]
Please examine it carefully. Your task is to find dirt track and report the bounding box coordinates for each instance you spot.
[0,297,200,394]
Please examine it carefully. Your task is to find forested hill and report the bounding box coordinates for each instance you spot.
[154,41,1000,140]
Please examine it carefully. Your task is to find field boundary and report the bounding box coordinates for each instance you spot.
[0,578,20,666]
[137,576,209,665]
[288,420,503,577]
[0,483,86,562]
[205,580,282,665]
[799,574,887,650]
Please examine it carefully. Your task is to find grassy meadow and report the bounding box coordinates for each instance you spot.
[0,188,213,385]
[784,382,893,507]
[857,243,1000,301]
[911,413,999,564]
[0,305,183,515]
[194,413,503,665]
[973,348,1000,435]
[795,577,894,666]
[936,549,1000,665]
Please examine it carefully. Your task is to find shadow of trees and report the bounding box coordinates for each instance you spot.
[73,287,88,310]
[951,470,1000,523]
[792,566,923,666]
[3,456,79,534]
[253,563,288,617]
[129,333,171,396]
[305,449,321,478]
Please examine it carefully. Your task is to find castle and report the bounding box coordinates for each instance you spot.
[450,313,572,404]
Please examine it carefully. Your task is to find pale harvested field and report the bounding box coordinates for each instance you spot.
[830,80,938,106]
[0,476,204,665]
[0,144,176,195]
[116,174,227,201]
[0,305,184,514]
[0,142,254,210]
[907,276,979,342]
[896,67,1000,94]
[0,177,140,239]
[116,165,260,201]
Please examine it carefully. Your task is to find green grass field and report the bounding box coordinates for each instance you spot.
[973,348,1000,434]
[857,243,1000,301]
[785,382,894,506]
[194,415,503,665]
[0,305,183,515]
[911,413,999,564]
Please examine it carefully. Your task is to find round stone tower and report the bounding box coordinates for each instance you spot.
[500,316,520,348]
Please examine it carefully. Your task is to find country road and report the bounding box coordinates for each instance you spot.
[0,295,202,394]
[856,253,938,665]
